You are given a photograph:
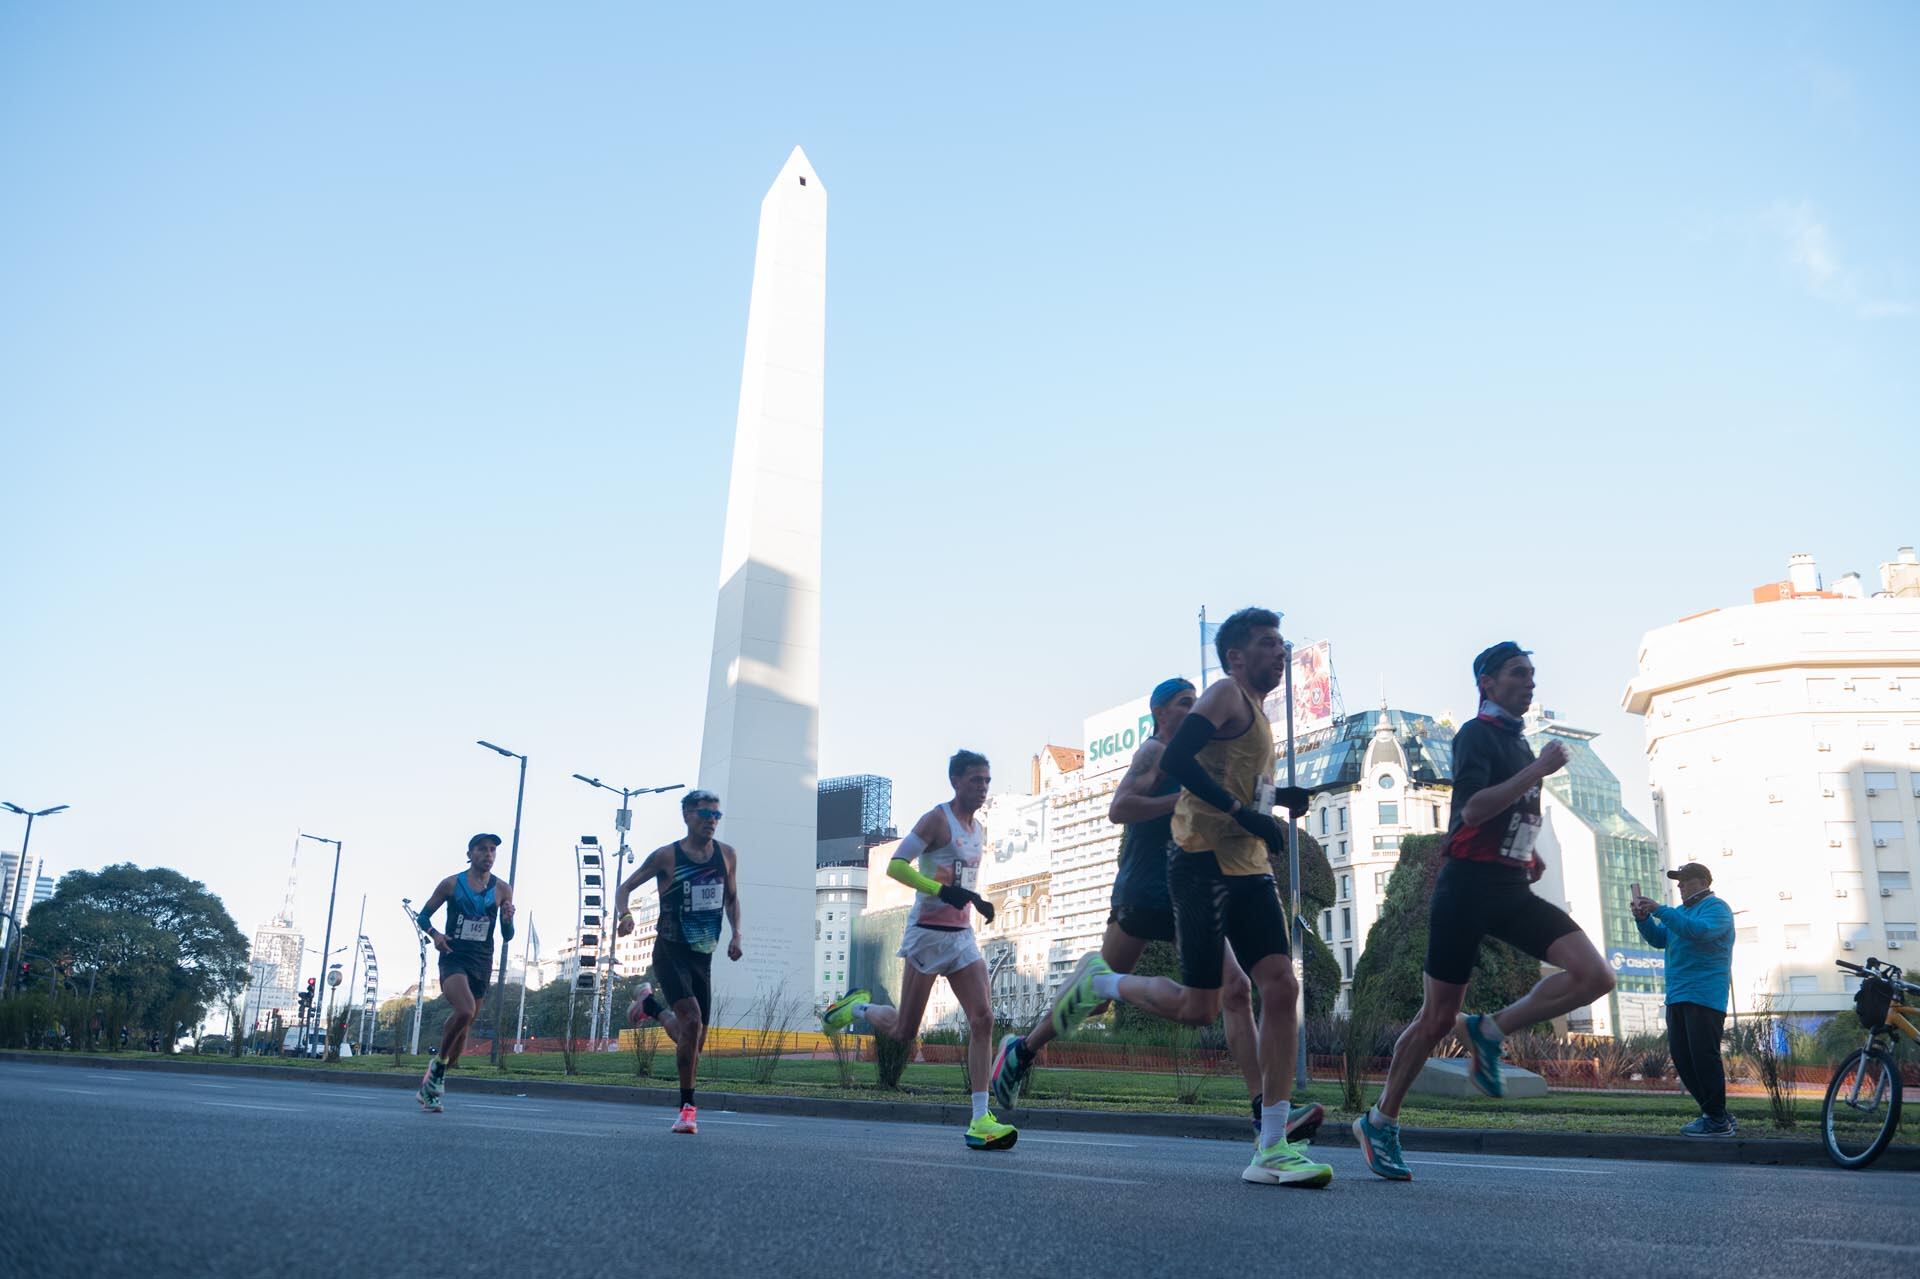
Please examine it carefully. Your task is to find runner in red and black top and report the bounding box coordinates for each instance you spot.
[1353,641,1617,1180]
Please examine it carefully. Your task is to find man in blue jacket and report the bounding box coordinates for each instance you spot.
[1633,862,1736,1136]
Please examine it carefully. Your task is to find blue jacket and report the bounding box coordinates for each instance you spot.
[1635,891,1735,1012]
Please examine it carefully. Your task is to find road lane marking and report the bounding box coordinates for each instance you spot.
[1792,1239,1920,1256]
[47,1087,102,1096]
[188,1082,233,1089]
[1022,1137,1139,1148]
[694,1118,777,1127]
[1413,1159,1612,1176]
[203,1101,300,1112]
[858,1156,1144,1186]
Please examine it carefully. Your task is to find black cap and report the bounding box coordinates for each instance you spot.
[1472,641,1531,682]
[1666,862,1712,885]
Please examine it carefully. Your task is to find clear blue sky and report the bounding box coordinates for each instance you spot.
[4,4,1915,999]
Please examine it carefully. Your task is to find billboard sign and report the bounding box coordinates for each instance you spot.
[1262,640,1336,735]
[1607,947,1667,977]
[1083,696,1155,779]
[980,791,1050,889]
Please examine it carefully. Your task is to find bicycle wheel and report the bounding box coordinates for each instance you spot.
[1821,1047,1903,1169]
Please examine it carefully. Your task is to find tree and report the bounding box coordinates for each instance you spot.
[1349,834,1542,1026]
[22,864,250,1048]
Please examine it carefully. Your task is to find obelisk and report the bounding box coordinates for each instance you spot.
[698,147,824,1025]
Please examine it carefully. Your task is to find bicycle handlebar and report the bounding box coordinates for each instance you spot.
[1836,957,1920,996]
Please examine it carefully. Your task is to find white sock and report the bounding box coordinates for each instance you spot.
[971,1090,989,1121]
[1477,1014,1504,1043]
[1368,1105,1394,1129]
[1090,972,1123,1001]
[1260,1101,1290,1146]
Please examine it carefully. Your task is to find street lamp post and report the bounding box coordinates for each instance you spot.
[2,803,69,996]
[400,898,429,1057]
[300,833,343,1050]
[570,775,684,1040]
[477,740,528,1066]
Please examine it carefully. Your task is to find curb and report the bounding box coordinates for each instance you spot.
[3,1051,1913,1171]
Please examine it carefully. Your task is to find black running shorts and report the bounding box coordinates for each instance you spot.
[1107,904,1177,943]
[652,938,714,1024]
[438,951,492,999]
[1424,858,1582,986]
[1168,850,1289,990]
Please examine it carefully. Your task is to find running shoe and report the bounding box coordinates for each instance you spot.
[821,988,870,1033]
[672,1104,698,1134]
[964,1112,1018,1151]
[1353,1111,1411,1181]
[1241,1138,1333,1187]
[1455,1012,1506,1098]
[1049,953,1112,1038]
[990,1034,1031,1112]
[1285,1102,1325,1145]
[627,982,656,1027]
[417,1065,443,1113]
[1681,1113,1737,1137]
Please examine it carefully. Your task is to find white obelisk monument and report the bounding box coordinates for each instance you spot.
[698,147,825,1024]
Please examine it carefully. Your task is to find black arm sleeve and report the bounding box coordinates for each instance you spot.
[1160,712,1239,813]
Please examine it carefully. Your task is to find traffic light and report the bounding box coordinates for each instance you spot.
[17,962,28,985]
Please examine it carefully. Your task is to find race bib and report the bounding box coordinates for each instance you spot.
[1501,815,1541,863]
[455,916,491,942]
[954,863,979,892]
[687,881,724,913]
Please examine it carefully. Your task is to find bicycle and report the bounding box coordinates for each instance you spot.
[1822,956,1918,1169]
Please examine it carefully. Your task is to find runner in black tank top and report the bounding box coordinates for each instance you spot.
[988,678,1322,1146]
[411,833,516,1113]
[614,790,743,1135]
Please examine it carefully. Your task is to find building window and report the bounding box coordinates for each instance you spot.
[1735,927,1760,945]
[1341,906,1351,939]
[1881,872,1912,891]
[1337,840,1347,859]
[1373,836,1399,851]
[1375,870,1390,895]
[1787,975,1819,993]
[1338,807,1347,832]
[1342,947,1353,979]
[1322,910,1333,937]
[1784,924,1810,950]
[1431,803,1441,826]
[1888,923,1919,941]
[1319,809,1328,836]
[1864,771,1898,794]
[1339,874,1350,900]
[1378,802,1399,825]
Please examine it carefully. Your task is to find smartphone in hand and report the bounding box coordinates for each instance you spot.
[1630,882,1642,901]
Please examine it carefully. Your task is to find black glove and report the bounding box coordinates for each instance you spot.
[1274,786,1310,818]
[937,883,995,924]
[1232,807,1285,848]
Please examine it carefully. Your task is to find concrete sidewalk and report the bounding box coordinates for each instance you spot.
[4,1049,1912,1170]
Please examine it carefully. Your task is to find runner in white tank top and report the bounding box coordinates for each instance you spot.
[820,750,1017,1151]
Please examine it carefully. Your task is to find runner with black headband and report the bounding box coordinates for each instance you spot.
[617,789,742,1135]
[1353,641,1616,1180]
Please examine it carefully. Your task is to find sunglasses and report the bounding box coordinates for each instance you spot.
[694,808,723,821]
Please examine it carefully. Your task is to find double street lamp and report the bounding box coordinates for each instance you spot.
[2,802,69,996]
[299,833,343,1049]
[476,740,528,1066]
[571,775,683,1040]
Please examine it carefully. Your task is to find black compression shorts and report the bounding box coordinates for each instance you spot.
[1168,850,1288,990]
[1424,858,1581,985]
[652,938,714,1025]
[438,951,492,999]
[1107,904,1176,943]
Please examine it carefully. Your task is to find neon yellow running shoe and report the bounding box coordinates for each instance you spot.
[1049,953,1112,1038]
[821,988,870,1033]
[1241,1138,1333,1187]
[965,1112,1018,1151]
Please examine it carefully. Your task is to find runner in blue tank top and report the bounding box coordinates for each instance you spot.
[615,789,742,1135]
[411,833,515,1112]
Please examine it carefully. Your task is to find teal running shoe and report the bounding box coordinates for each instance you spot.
[1353,1111,1411,1180]
[990,1033,1031,1111]
[1240,1138,1333,1187]
[416,1064,444,1113]
[1049,953,1112,1038]
[821,988,870,1033]
[1456,1012,1506,1098]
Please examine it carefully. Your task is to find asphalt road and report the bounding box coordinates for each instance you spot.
[3,1060,1915,1278]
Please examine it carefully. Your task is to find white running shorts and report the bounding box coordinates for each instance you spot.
[897,925,984,977]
